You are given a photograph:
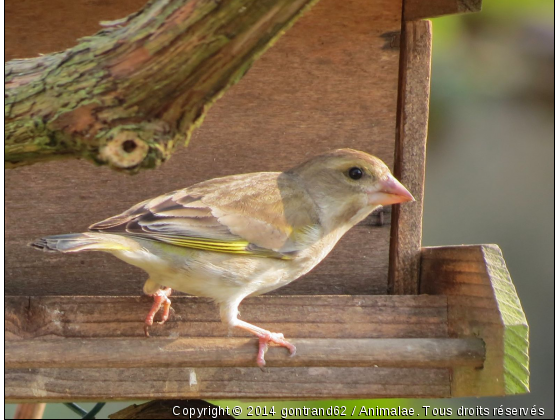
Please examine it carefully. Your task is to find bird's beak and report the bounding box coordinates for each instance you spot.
[368,174,415,206]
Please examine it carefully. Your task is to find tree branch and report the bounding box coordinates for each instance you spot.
[5,0,319,172]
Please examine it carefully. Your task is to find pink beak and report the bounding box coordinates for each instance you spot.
[368,175,415,206]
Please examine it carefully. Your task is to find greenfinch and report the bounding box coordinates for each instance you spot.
[32,149,414,367]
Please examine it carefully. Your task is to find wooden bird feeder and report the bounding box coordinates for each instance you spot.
[5,0,529,408]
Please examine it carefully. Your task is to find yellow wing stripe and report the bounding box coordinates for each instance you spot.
[148,235,294,260]
[157,236,250,250]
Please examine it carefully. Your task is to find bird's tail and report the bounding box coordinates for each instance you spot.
[30,232,136,253]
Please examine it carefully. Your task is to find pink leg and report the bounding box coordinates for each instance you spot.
[144,287,172,337]
[235,319,296,368]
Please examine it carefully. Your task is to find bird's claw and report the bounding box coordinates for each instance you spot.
[256,331,297,368]
[143,288,172,337]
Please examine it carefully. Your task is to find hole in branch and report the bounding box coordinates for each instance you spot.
[122,140,137,153]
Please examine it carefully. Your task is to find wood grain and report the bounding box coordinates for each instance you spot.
[5,295,449,340]
[421,245,530,397]
[404,0,482,21]
[4,293,482,400]
[5,0,402,297]
[5,0,146,61]
[389,20,431,295]
[6,337,484,369]
[6,367,451,402]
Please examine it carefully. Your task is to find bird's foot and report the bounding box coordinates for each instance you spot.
[144,287,172,337]
[256,331,297,368]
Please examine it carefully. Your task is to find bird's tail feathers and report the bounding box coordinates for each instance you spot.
[30,232,135,253]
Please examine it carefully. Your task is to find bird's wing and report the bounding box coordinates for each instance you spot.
[89,172,321,259]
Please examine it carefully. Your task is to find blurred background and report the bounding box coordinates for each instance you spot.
[422,0,553,416]
[5,0,553,418]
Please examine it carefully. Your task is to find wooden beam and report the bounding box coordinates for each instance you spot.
[6,367,452,402]
[7,294,481,369]
[404,0,482,21]
[6,337,484,369]
[5,294,467,401]
[389,20,431,294]
[5,295,449,340]
[421,244,530,396]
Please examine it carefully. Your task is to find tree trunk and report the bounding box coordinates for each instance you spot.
[5,0,319,172]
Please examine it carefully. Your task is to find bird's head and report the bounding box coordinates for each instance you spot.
[288,149,414,229]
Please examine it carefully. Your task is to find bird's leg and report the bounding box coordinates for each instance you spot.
[144,287,172,337]
[235,319,297,367]
[221,301,296,367]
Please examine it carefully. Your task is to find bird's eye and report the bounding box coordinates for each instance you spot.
[348,167,363,180]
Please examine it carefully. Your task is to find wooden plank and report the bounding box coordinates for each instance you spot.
[4,294,471,400]
[389,20,431,294]
[5,0,403,297]
[421,245,530,397]
[6,367,451,402]
[5,0,145,61]
[5,295,449,340]
[6,337,484,369]
[404,0,482,21]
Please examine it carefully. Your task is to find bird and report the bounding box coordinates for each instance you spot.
[32,149,414,367]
